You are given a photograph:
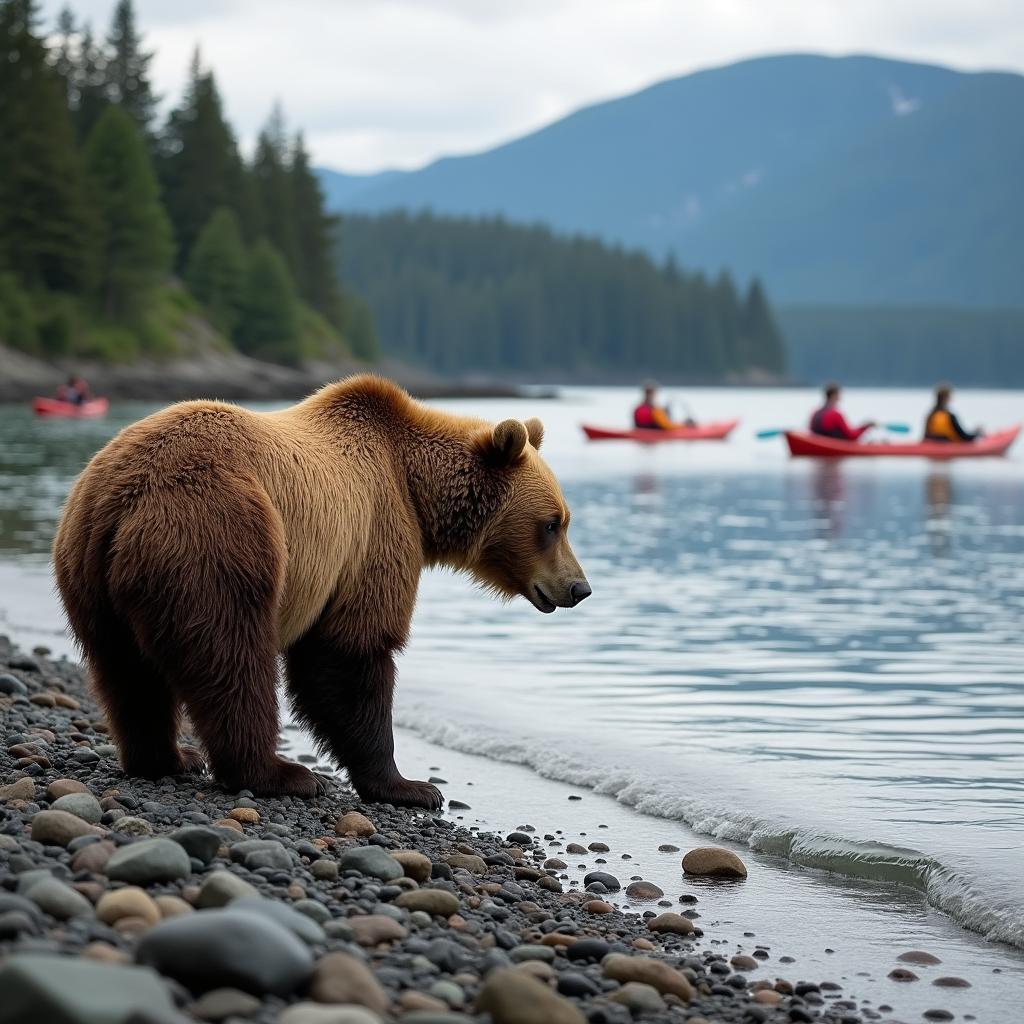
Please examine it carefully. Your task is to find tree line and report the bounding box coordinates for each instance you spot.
[0,0,376,364]
[338,211,786,379]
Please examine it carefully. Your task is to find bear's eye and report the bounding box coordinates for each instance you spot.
[544,517,560,536]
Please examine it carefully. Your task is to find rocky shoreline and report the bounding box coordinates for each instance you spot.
[0,636,932,1024]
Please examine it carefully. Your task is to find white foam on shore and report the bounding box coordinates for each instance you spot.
[394,700,1024,951]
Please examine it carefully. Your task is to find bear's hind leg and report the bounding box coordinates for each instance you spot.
[84,622,200,780]
[286,630,442,810]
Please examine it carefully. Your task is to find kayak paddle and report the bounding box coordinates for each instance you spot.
[756,423,911,440]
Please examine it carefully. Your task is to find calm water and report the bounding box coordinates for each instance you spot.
[2,386,1023,1011]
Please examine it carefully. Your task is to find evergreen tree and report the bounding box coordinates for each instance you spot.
[185,207,247,334]
[84,104,173,317]
[290,131,342,322]
[51,6,77,106]
[73,24,109,141]
[251,105,299,274]
[104,0,156,130]
[0,0,96,290]
[235,239,301,363]
[158,52,247,268]
[741,279,785,372]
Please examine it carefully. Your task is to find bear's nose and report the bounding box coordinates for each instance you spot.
[569,580,592,606]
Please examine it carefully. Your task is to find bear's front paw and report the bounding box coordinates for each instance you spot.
[357,777,444,811]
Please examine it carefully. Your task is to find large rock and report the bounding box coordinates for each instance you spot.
[445,853,487,875]
[0,777,35,801]
[308,951,389,1013]
[337,846,402,882]
[231,897,326,945]
[680,847,747,879]
[135,908,314,995]
[30,810,103,846]
[0,953,175,1024]
[602,953,694,1001]
[96,887,161,927]
[196,871,258,908]
[106,839,191,885]
[476,968,586,1024]
[582,871,620,891]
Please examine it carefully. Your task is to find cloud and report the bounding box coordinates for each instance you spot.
[41,0,1024,171]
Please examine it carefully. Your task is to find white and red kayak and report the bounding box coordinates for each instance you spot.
[785,425,1020,459]
[32,397,109,419]
[582,420,739,443]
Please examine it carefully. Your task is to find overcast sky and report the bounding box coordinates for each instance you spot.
[47,0,1024,173]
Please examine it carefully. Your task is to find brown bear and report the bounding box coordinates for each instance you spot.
[53,376,590,807]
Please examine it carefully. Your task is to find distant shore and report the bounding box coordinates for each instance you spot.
[0,344,551,404]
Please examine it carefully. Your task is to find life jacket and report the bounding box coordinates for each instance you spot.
[810,407,843,438]
[925,409,956,441]
[634,404,656,429]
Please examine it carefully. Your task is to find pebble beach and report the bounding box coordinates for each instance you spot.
[0,635,982,1024]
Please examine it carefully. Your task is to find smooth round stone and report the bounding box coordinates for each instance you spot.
[0,953,175,1020]
[647,912,696,935]
[168,826,222,865]
[566,938,610,962]
[0,673,28,695]
[335,812,376,837]
[681,847,748,878]
[25,878,94,920]
[307,950,389,1012]
[312,860,339,881]
[478,968,585,1024]
[136,908,314,995]
[51,793,103,824]
[625,880,664,900]
[609,981,666,1013]
[898,950,942,965]
[558,971,601,997]
[106,838,191,884]
[279,1003,382,1024]
[94,744,118,758]
[291,898,332,925]
[338,846,403,882]
[154,895,194,919]
[583,871,621,892]
[731,954,759,971]
[395,889,460,916]
[45,779,90,800]
[232,897,326,944]
[509,944,556,964]
[0,777,35,800]
[110,816,154,837]
[96,887,161,926]
[582,900,613,914]
[348,914,408,946]
[933,976,971,987]
[30,809,101,846]
[391,849,431,882]
[429,979,464,1007]
[196,871,259,908]
[602,953,695,1001]
[190,987,263,1022]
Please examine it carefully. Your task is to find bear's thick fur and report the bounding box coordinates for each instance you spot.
[53,376,590,804]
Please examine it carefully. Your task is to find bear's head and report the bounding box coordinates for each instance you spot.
[472,418,591,613]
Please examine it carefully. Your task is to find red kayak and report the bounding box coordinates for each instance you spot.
[785,425,1020,459]
[582,420,739,443]
[32,397,109,419]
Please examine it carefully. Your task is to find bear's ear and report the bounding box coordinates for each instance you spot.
[524,417,544,450]
[484,419,528,467]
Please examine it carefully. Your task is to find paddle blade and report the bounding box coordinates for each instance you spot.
[756,428,785,439]
[883,423,911,433]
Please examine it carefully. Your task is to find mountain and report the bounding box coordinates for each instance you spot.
[319,54,1024,308]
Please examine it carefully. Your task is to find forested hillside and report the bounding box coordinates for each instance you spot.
[0,0,375,365]
[338,212,786,379]
[324,54,1024,309]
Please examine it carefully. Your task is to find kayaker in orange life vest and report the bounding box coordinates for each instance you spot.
[924,384,981,442]
[634,383,696,430]
[809,382,874,440]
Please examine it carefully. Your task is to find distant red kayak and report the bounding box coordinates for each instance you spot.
[582,420,739,443]
[785,425,1020,459]
[32,397,109,419]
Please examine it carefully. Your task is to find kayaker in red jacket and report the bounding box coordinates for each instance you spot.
[810,383,874,440]
[634,383,696,430]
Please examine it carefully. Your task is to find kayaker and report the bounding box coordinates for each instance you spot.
[809,383,874,441]
[924,384,981,442]
[55,376,82,405]
[633,383,696,430]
